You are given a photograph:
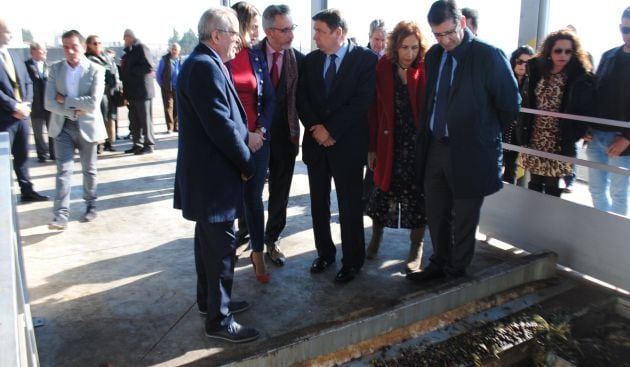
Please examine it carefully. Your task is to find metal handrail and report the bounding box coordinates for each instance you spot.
[0,132,40,366]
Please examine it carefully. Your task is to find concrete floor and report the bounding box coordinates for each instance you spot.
[14,111,593,367]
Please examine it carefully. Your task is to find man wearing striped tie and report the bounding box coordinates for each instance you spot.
[0,17,48,203]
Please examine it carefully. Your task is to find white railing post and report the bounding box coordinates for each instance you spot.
[0,132,40,366]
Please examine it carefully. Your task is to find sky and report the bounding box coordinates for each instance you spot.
[5,0,628,66]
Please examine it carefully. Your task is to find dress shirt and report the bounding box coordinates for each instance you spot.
[322,40,349,78]
[64,61,82,98]
[265,40,284,74]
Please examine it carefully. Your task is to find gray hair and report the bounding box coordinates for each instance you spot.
[262,4,291,30]
[29,41,45,51]
[369,19,386,37]
[198,6,236,42]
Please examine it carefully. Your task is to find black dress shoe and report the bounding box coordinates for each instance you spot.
[406,264,446,282]
[124,146,141,154]
[136,146,153,155]
[205,320,260,343]
[21,191,49,203]
[334,266,358,283]
[310,257,335,274]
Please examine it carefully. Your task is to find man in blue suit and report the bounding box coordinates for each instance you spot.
[174,6,258,343]
[298,9,377,283]
[0,17,48,203]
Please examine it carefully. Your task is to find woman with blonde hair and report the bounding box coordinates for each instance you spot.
[366,21,428,273]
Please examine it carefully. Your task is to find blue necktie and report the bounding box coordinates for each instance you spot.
[433,53,453,139]
[324,54,337,95]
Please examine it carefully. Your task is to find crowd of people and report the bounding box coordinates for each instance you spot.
[1,0,628,345]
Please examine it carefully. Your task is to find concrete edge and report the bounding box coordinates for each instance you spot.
[224,252,558,367]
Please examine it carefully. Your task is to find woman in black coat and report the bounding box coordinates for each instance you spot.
[517,28,596,196]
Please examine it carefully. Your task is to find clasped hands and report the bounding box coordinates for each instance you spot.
[310,124,335,147]
[56,93,85,119]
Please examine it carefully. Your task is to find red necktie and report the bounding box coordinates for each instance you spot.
[271,52,280,88]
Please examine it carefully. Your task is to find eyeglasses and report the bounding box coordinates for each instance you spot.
[516,59,528,65]
[270,24,298,34]
[621,26,630,34]
[433,23,460,39]
[217,29,239,37]
[91,42,102,45]
[552,48,573,55]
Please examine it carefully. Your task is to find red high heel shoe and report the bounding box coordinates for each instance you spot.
[250,252,270,283]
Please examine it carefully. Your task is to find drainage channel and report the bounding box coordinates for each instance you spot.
[345,280,630,367]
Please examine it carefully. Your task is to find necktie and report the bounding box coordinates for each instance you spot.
[271,52,280,88]
[433,52,453,139]
[2,51,21,101]
[324,54,337,95]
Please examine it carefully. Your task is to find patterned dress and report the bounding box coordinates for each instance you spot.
[520,72,573,177]
[366,73,426,228]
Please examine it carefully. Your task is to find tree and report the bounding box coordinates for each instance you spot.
[22,29,33,43]
[179,29,198,55]
[168,29,180,47]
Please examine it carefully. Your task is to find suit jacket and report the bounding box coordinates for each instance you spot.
[25,58,50,119]
[418,29,520,199]
[297,41,377,167]
[174,43,254,223]
[44,56,107,143]
[257,39,304,146]
[120,40,155,100]
[369,56,426,192]
[0,49,33,127]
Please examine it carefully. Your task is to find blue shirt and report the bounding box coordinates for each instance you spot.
[322,40,349,78]
[156,57,181,88]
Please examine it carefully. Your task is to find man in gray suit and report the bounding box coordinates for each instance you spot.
[45,30,107,230]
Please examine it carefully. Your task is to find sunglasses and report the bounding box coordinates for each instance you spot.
[622,26,630,34]
[552,48,573,55]
[516,59,528,65]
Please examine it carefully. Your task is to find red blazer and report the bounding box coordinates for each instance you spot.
[368,56,426,192]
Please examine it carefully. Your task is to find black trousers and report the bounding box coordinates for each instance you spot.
[264,134,298,245]
[502,150,519,184]
[1,119,34,194]
[128,99,155,149]
[194,220,236,328]
[528,174,561,197]
[424,139,484,274]
[307,153,365,268]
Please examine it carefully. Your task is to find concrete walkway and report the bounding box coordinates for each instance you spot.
[14,113,590,366]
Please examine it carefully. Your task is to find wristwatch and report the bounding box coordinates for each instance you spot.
[257,127,267,134]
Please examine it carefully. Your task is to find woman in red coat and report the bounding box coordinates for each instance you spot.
[366,21,428,273]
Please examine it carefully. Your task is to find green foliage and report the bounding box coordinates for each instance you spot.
[168,28,198,55]
[22,29,33,43]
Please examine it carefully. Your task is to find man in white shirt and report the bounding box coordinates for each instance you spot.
[45,30,107,230]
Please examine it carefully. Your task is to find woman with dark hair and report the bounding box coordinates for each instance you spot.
[503,45,535,184]
[366,21,428,273]
[230,1,276,283]
[518,29,596,196]
[85,35,121,153]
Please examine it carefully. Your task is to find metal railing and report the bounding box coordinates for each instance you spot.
[480,109,630,291]
[0,132,40,366]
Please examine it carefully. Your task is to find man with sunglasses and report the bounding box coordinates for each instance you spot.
[408,0,520,282]
[586,7,630,216]
[254,4,304,267]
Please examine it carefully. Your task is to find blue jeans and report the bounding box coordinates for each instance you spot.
[243,141,270,252]
[53,120,98,219]
[586,130,630,216]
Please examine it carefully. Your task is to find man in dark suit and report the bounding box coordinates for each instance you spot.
[0,17,48,203]
[257,4,304,267]
[120,29,155,155]
[408,1,520,282]
[25,41,54,162]
[174,6,258,343]
[298,9,377,283]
